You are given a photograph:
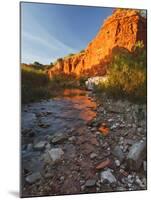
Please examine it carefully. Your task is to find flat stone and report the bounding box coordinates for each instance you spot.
[100,169,117,184]
[48,148,64,162]
[85,179,96,187]
[33,141,47,151]
[112,146,125,162]
[25,172,41,184]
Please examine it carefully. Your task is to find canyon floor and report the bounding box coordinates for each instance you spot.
[21,89,147,197]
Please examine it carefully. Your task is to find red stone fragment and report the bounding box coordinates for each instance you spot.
[96,158,111,170]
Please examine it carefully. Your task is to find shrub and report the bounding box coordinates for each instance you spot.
[50,73,79,88]
[95,41,147,103]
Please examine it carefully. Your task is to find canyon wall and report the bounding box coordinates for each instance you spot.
[48,9,147,77]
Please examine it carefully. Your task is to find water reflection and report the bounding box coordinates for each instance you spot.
[22,89,97,136]
[61,89,96,122]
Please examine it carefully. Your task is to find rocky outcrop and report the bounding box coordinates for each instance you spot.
[48,9,146,77]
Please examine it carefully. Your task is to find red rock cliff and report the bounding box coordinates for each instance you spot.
[48,9,146,77]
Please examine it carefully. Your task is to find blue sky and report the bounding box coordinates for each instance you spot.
[21,3,113,64]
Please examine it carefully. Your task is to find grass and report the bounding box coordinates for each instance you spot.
[21,65,52,104]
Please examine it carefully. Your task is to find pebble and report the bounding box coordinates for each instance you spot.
[90,153,97,159]
[85,179,96,187]
[100,169,117,184]
[115,159,120,167]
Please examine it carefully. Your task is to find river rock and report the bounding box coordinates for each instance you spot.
[48,148,64,162]
[127,141,146,170]
[25,172,41,184]
[51,133,68,144]
[33,141,47,151]
[100,169,117,184]
[112,146,125,162]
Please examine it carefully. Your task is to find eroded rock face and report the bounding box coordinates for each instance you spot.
[48,9,146,77]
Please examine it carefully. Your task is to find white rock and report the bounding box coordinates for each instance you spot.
[115,159,120,167]
[100,169,117,184]
[48,148,64,162]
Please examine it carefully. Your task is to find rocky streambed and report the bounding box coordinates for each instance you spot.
[21,89,147,197]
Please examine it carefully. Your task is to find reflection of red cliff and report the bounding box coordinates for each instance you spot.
[48,9,147,77]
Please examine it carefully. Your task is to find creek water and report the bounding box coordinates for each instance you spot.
[22,89,97,143]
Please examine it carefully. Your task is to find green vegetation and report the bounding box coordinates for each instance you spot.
[95,41,147,103]
[80,49,85,53]
[21,64,52,104]
[49,73,85,89]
